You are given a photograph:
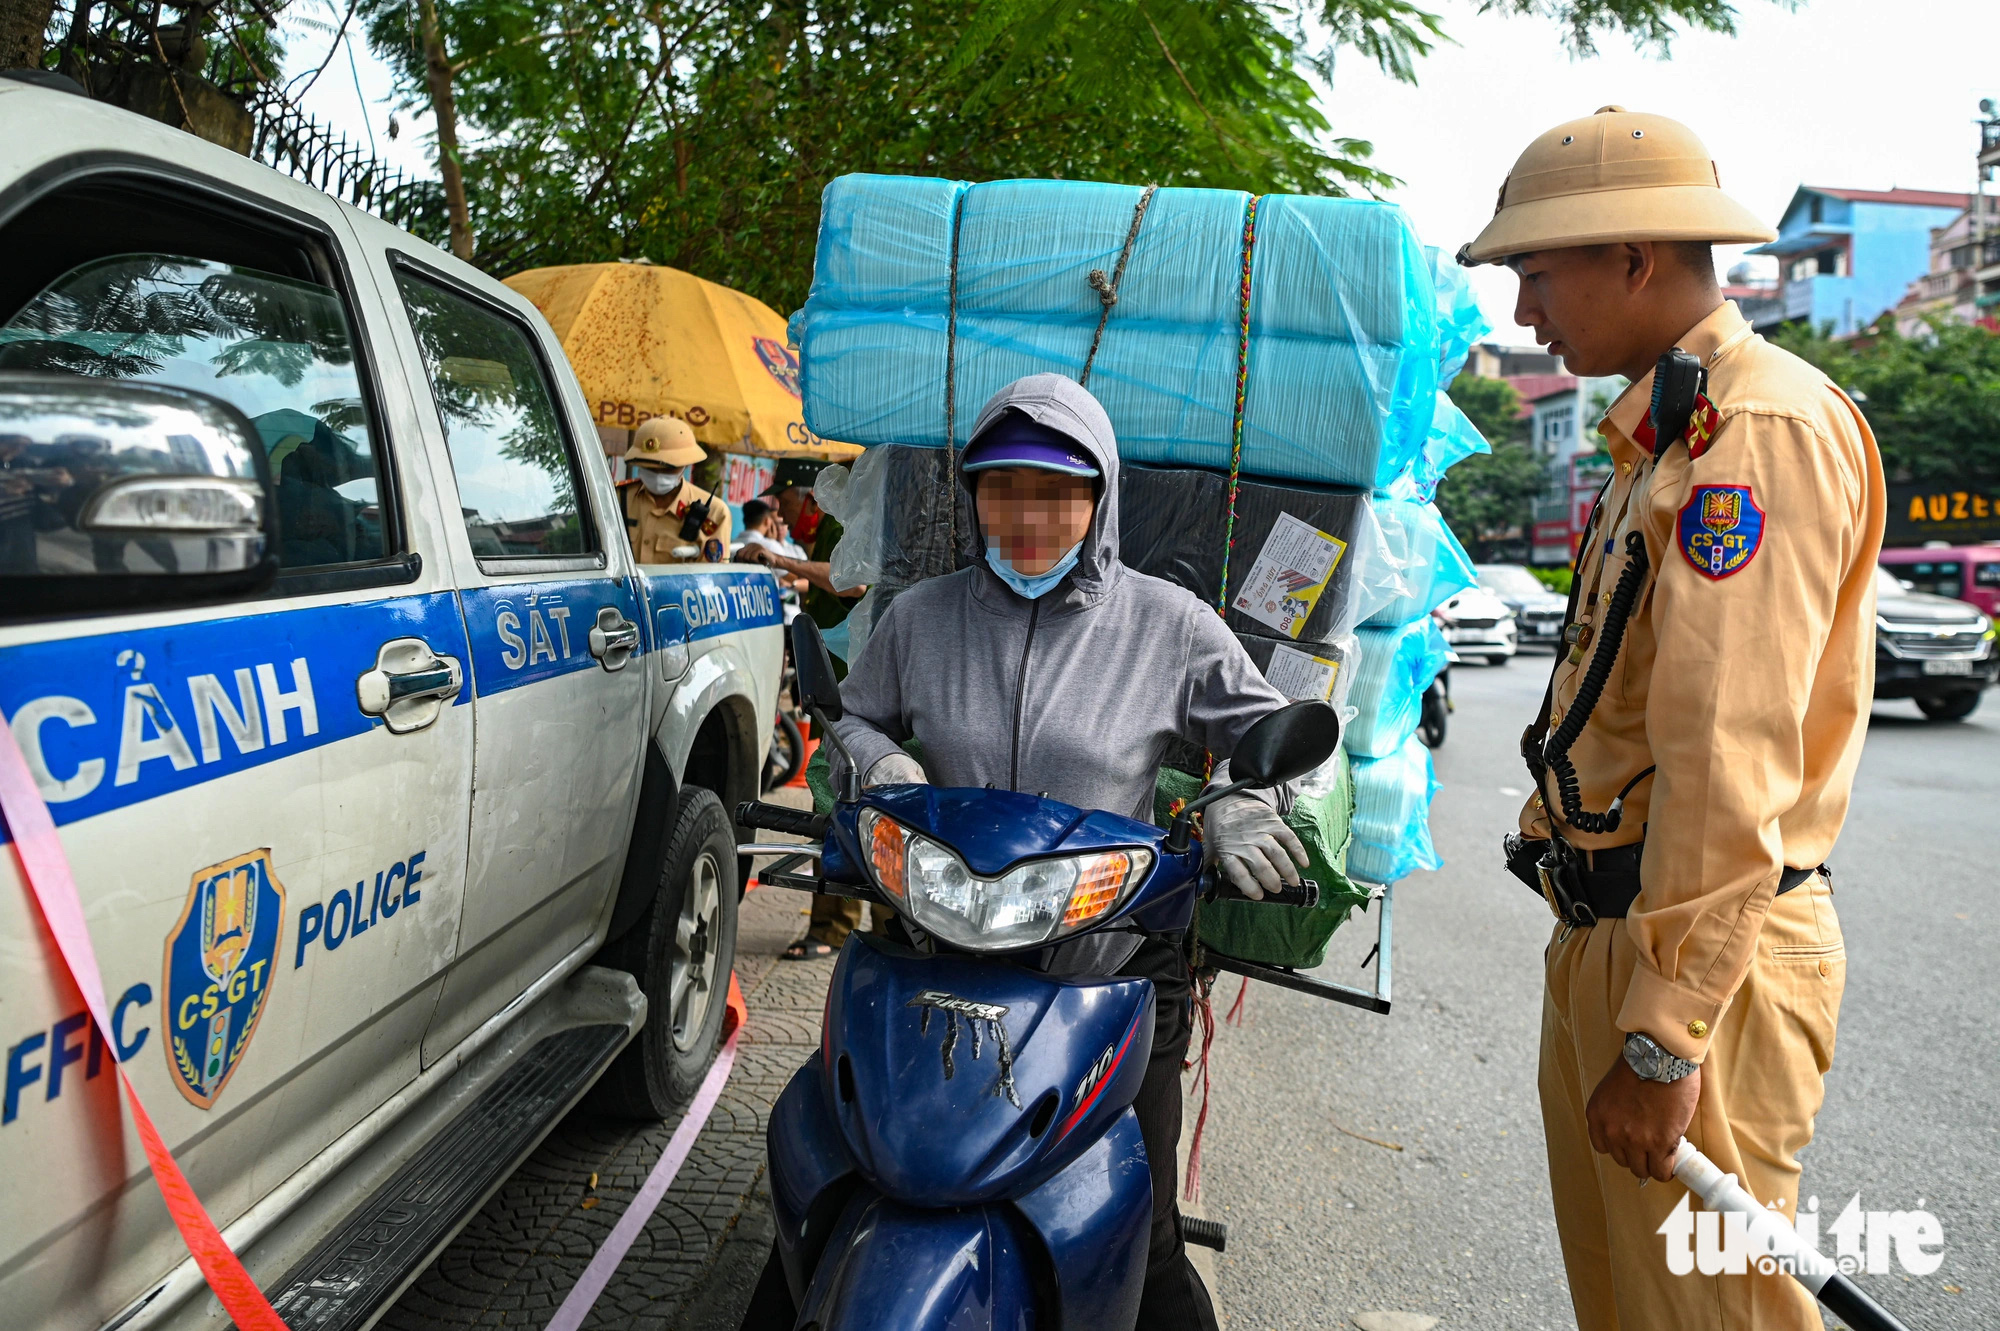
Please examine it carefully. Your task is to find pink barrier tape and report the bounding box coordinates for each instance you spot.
[543,1024,743,1331]
[0,716,292,1330]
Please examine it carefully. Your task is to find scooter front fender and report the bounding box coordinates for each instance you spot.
[801,1191,1043,1331]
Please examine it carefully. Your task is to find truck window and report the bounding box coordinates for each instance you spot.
[1976,561,2000,589]
[393,270,592,561]
[0,254,388,570]
[1903,560,1963,598]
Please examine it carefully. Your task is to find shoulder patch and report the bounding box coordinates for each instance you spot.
[1678,485,1763,580]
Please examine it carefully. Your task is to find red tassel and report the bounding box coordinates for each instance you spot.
[1182,970,1219,1202]
[1224,975,1249,1026]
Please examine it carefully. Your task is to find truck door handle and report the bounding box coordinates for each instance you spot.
[357,638,463,734]
[589,606,639,671]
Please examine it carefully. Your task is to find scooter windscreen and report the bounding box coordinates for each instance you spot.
[829,785,1196,953]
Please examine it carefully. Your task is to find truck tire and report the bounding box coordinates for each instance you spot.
[590,786,740,1118]
[1916,690,1982,722]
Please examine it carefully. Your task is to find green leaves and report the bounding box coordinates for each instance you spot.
[1773,317,2000,484]
[1435,372,1550,560]
[356,0,1771,314]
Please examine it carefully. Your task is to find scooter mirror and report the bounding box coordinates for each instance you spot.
[790,616,844,722]
[1232,701,1342,787]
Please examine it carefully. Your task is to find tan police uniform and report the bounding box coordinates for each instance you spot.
[1464,110,1887,1331]
[618,415,733,565]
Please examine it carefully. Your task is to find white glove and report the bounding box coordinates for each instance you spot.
[863,752,926,787]
[1204,793,1308,900]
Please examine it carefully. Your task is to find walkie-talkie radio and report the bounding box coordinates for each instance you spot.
[1648,347,1706,457]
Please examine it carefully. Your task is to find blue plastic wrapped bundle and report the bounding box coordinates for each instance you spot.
[796,175,1444,487]
[1361,492,1478,627]
[1343,617,1453,759]
[1237,196,1439,488]
[798,174,967,446]
[1347,733,1443,885]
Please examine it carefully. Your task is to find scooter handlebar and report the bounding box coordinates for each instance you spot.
[736,801,830,841]
[1206,877,1320,909]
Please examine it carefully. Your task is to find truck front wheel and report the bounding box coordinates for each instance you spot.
[591,786,740,1118]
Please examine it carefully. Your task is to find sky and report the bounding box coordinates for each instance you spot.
[281,0,1999,344]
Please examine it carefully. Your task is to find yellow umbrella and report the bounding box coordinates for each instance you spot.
[503,261,861,462]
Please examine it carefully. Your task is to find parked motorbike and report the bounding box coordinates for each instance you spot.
[734,616,1343,1328]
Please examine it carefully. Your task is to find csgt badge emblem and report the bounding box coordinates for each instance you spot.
[164,849,285,1108]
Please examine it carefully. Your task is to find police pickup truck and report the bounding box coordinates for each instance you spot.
[0,81,781,1329]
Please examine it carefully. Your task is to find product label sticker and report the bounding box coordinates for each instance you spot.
[1231,512,1349,639]
[1263,644,1342,702]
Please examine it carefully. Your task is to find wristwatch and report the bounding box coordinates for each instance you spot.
[1623,1031,1699,1083]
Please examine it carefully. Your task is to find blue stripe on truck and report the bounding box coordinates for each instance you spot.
[0,593,468,838]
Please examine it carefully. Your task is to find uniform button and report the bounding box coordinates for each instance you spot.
[1549,706,1563,725]
[1619,460,1631,475]
[1687,1019,1709,1039]
[1818,959,1832,978]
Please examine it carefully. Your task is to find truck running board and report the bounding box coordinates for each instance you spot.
[263,1023,630,1330]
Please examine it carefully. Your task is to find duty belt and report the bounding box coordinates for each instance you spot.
[1505,835,1823,928]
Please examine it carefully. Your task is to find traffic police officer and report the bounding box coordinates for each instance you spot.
[1461,107,1886,1331]
[618,415,732,564]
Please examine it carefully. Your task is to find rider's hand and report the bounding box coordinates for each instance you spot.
[863,753,926,787]
[1586,1056,1701,1182]
[1203,794,1308,900]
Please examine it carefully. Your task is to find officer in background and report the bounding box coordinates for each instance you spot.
[618,415,731,564]
[1461,107,1885,1331]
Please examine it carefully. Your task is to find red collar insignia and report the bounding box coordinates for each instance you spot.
[1632,392,1723,459]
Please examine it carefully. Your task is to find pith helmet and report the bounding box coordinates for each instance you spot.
[1460,107,1775,265]
[631,414,706,467]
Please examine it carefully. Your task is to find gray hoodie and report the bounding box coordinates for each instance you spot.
[830,374,1292,974]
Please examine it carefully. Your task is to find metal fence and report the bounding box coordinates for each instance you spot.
[247,93,447,245]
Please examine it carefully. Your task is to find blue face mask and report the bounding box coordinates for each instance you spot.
[986,541,1083,600]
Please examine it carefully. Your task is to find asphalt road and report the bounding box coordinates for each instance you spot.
[1202,654,1998,1331]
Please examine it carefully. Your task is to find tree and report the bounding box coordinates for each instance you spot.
[1435,372,1547,560]
[1445,370,1526,449]
[357,0,1778,309]
[1772,317,2000,482]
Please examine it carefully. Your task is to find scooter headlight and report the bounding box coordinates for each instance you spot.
[857,809,1152,952]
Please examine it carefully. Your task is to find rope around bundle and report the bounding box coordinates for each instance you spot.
[1078,184,1158,388]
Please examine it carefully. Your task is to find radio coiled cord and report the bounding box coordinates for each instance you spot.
[1544,529,1654,834]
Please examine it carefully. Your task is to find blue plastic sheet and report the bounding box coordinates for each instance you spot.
[1344,617,1452,759]
[796,175,1442,488]
[1427,246,1491,387]
[1361,492,1478,627]
[1410,394,1491,500]
[1347,733,1442,885]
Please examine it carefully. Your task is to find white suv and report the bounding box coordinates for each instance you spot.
[0,82,780,1330]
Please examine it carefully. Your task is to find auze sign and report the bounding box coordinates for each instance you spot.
[1885,479,2000,546]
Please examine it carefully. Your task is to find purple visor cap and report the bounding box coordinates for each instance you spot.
[961,413,1100,477]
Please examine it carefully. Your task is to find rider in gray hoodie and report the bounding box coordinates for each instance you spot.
[826,373,1307,1330]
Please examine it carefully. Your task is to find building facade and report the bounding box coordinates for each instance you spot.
[1747,186,1969,336]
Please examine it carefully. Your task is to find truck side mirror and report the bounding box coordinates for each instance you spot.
[1232,701,1342,787]
[0,374,278,617]
[790,616,843,721]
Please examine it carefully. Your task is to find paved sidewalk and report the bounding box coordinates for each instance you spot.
[380,865,830,1330]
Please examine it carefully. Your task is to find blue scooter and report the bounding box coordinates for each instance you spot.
[733,617,1344,1329]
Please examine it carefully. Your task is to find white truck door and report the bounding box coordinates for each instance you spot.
[374,255,650,1061]
[0,169,473,1327]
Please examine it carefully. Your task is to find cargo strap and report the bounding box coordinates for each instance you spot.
[1215,194,1260,613]
[1079,184,1158,388]
[0,719,292,1329]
